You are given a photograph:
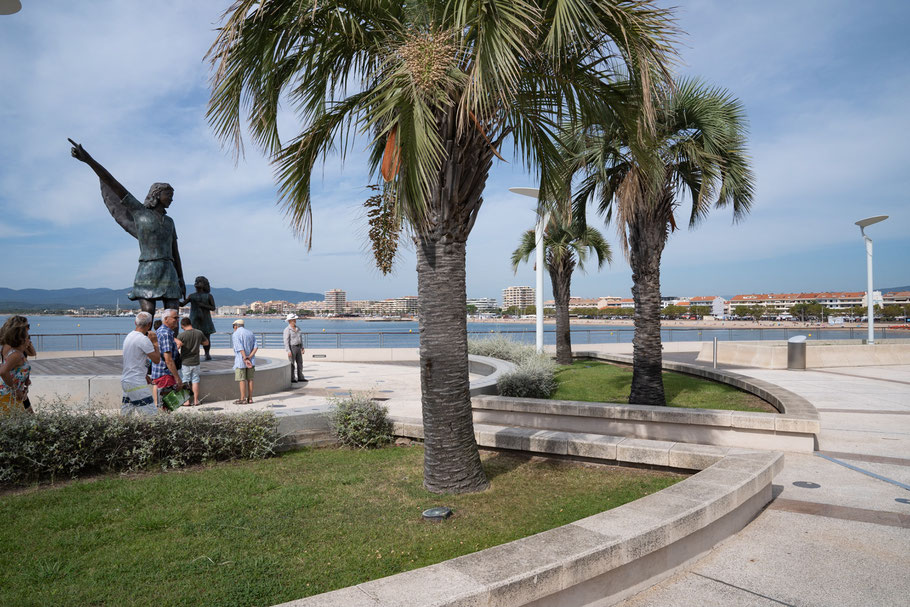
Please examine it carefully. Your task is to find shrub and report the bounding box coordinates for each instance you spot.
[327,393,393,449]
[497,355,558,399]
[468,335,537,364]
[0,408,279,486]
[470,335,558,399]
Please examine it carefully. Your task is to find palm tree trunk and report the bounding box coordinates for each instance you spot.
[550,258,575,365]
[417,237,488,493]
[416,107,493,494]
[629,216,667,405]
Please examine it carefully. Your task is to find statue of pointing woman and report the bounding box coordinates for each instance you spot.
[69,139,185,316]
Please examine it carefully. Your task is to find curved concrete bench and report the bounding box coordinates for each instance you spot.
[468,354,517,396]
[275,435,783,607]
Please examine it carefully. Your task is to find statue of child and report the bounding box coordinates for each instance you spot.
[182,276,217,361]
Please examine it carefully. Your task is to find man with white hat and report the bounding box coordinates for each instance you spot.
[283,313,306,383]
[231,318,257,403]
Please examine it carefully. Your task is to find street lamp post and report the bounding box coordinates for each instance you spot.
[509,187,546,353]
[855,215,888,345]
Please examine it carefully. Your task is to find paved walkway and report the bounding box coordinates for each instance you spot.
[617,363,910,607]
[181,360,426,419]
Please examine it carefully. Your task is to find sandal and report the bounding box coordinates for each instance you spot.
[232,399,245,405]
[246,398,254,404]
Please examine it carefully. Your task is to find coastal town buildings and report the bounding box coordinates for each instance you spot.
[208,288,907,319]
[726,291,883,316]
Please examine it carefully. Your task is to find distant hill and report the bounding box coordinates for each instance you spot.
[882,285,910,293]
[0,287,323,311]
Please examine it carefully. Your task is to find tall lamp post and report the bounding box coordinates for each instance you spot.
[855,215,888,345]
[509,187,547,353]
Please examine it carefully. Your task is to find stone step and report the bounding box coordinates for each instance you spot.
[390,416,753,471]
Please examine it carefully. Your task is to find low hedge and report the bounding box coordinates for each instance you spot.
[0,408,279,486]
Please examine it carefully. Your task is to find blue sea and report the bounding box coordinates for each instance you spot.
[2,314,891,352]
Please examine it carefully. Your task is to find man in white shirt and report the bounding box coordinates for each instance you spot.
[121,311,161,416]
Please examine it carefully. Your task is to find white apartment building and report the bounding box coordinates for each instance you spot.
[884,291,910,306]
[218,305,246,316]
[689,296,727,317]
[502,286,535,310]
[297,300,326,312]
[369,296,418,316]
[467,297,499,312]
[345,300,377,314]
[325,289,346,314]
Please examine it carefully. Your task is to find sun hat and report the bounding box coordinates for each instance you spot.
[286,313,298,321]
[232,319,245,326]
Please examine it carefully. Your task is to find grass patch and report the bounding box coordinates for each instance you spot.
[0,446,681,606]
[554,361,776,413]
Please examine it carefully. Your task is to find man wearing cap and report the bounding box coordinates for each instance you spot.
[283,313,306,383]
[231,319,257,404]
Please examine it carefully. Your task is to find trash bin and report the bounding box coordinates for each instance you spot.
[787,335,807,370]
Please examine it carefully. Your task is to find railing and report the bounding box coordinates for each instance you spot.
[28,326,897,352]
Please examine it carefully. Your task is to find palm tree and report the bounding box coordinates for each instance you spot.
[206,0,676,492]
[575,78,755,405]
[511,210,611,364]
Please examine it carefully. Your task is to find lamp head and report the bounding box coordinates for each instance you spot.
[509,187,540,199]
[855,215,888,229]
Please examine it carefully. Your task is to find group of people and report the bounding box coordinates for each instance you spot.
[121,309,213,415]
[0,309,308,417]
[121,311,303,413]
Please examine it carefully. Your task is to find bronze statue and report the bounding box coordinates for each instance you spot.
[69,139,185,316]
[182,276,217,361]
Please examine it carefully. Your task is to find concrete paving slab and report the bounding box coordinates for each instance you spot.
[616,570,788,606]
[769,453,907,512]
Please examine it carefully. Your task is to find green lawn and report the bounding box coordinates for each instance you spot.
[553,361,776,413]
[0,446,681,607]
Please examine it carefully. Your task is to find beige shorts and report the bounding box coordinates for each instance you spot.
[234,367,255,381]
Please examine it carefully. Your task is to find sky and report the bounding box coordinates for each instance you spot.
[0,0,907,303]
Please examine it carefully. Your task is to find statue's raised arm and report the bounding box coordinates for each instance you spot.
[69,138,138,238]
